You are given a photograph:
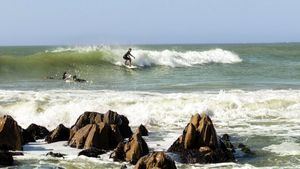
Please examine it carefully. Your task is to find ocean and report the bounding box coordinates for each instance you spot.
[1,44,300,168]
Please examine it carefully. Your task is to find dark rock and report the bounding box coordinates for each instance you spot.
[134,152,177,169]
[70,111,104,138]
[111,133,149,164]
[0,115,23,150]
[238,143,254,155]
[136,124,148,136]
[78,147,106,157]
[46,151,66,158]
[167,113,235,164]
[21,128,35,144]
[0,151,13,166]
[26,123,49,140]
[45,124,70,143]
[104,110,132,138]
[120,164,127,169]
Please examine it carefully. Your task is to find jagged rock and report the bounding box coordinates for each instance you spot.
[26,123,49,140]
[136,124,148,136]
[78,147,106,157]
[104,110,132,138]
[120,164,127,169]
[134,152,177,169]
[0,115,23,150]
[167,113,235,164]
[69,123,113,150]
[222,134,235,152]
[69,111,104,138]
[45,124,70,143]
[111,133,149,164]
[0,151,13,166]
[46,152,66,158]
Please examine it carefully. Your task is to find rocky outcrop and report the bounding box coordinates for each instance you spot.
[0,115,23,150]
[136,124,148,136]
[134,152,177,169]
[0,151,13,166]
[70,111,104,138]
[45,124,70,143]
[78,147,106,157]
[68,110,132,150]
[26,123,49,140]
[111,133,149,164]
[167,113,234,163]
[21,128,35,144]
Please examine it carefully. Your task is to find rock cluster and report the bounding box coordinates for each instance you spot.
[167,113,235,163]
[68,110,132,150]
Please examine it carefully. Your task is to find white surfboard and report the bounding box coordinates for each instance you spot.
[124,65,138,69]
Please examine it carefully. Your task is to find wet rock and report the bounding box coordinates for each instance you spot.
[134,152,177,169]
[45,124,70,143]
[222,134,235,152]
[0,151,13,166]
[78,147,106,157]
[26,123,49,140]
[46,151,66,158]
[70,111,104,138]
[69,123,113,150]
[120,164,127,169]
[167,113,235,163]
[111,133,149,164]
[0,115,23,150]
[136,124,148,136]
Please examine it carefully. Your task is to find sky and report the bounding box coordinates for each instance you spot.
[0,0,300,45]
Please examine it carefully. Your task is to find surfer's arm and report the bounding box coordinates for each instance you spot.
[129,53,135,59]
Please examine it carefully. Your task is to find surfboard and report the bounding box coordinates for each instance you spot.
[124,65,138,69]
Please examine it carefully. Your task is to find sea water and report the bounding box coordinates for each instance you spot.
[1,44,300,168]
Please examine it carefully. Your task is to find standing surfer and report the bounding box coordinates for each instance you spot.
[123,48,135,66]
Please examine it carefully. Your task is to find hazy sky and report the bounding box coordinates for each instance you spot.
[0,0,300,45]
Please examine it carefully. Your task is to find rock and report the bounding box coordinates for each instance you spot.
[0,115,23,150]
[134,152,177,169]
[26,123,49,140]
[69,123,112,150]
[222,134,235,152]
[197,114,218,149]
[21,128,35,144]
[0,151,13,166]
[120,164,127,169]
[78,147,106,157]
[104,110,132,138]
[238,143,254,155]
[167,113,235,164]
[45,124,70,143]
[136,124,148,136]
[70,111,104,138]
[111,133,149,164]
[184,123,197,149]
[46,152,66,158]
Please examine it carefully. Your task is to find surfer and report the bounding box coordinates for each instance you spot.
[73,75,86,83]
[62,72,72,80]
[123,48,135,66]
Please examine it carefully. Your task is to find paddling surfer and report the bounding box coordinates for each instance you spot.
[123,48,135,66]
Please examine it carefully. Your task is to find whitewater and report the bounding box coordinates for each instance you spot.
[1,44,300,168]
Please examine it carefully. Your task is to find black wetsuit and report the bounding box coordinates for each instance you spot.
[123,51,131,60]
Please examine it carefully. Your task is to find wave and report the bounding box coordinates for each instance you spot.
[1,89,299,137]
[0,46,242,75]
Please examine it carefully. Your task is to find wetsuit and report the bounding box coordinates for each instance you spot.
[123,51,132,60]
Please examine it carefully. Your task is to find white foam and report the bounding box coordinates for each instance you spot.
[263,142,300,156]
[1,89,300,138]
[130,48,242,67]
